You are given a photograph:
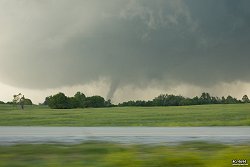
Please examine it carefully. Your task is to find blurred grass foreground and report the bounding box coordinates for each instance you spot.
[0,142,249,167]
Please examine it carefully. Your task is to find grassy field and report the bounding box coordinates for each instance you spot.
[0,142,249,167]
[0,104,249,166]
[0,104,250,126]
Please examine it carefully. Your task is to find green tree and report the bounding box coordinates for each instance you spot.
[153,94,168,106]
[13,93,22,105]
[48,92,72,109]
[74,92,86,108]
[85,96,105,108]
[23,98,33,105]
[43,96,52,105]
[13,93,26,109]
[69,97,79,108]
[199,92,212,104]
[242,95,250,103]
[19,95,25,109]
[225,96,237,104]
[105,99,112,107]
[221,96,226,104]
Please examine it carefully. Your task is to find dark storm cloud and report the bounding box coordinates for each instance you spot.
[0,0,250,96]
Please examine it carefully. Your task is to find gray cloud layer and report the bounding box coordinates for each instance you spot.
[0,0,250,97]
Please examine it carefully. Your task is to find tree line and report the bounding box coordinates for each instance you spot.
[0,94,33,106]
[44,91,250,109]
[118,93,250,107]
[43,92,113,109]
[0,93,33,110]
[1,92,249,109]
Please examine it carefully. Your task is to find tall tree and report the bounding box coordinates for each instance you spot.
[74,92,86,108]
[13,93,22,104]
[13,93,24,109]
[242,95,250,103]
[199,92,212,104]
[19,95,25,109]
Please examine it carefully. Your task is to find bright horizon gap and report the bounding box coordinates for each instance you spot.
[1,81,250,105]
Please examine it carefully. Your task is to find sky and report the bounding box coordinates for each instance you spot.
[0,0,250,104]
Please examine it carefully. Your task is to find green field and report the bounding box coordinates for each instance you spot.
[0,104,250,166]
[0,104,250,126]
[0,142,249,167]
